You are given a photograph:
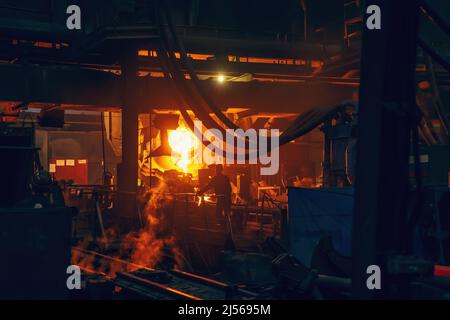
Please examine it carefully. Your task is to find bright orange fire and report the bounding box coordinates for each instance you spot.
[168,127,199,173]
[72,181,186,276]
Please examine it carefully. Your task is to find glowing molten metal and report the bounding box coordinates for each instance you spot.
[168,127,198,173]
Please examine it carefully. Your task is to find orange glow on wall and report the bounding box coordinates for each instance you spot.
[137,50,214,61]
[138,50,158,57]
[33,42,53,48]
[228,55,309,66]
[50,158,88,184]
[187,53,214,60]
[311,60,323,68]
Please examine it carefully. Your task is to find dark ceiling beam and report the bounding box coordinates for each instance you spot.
[0,21,66,40]
[78,33,341,61]
[169,35,341,60]
[0,44,359,85]
[0,64,120,107]
[135,56,314,77]
[0,19,341,61]
[0,25,342,63]
[0,17,73,42]
[0,64,355,113]
[134,78,356,113]
[0,43,313,77]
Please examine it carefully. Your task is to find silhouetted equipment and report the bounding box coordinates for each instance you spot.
[154,114,180,130]
[38,108,65,128]
[152,130,172,157]
[0,122,36,207]
[267,237,351,299]
[0,122,73,299]
[237,173,251,203]
[409,145,450,187]
[322,120,355,187]
[0,206,73,299]
[311,236,352,278]
[272,253,320,298]
[198,168,213,189]
[152,114,180,157]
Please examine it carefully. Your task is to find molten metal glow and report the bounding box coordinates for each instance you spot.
[168,127,198,173]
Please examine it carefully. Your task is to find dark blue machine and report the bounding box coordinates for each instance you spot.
[287,186,450,270]
[287,187,353,267]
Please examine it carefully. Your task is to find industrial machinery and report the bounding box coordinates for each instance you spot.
[0,121,74,299]
[1,0,450,302]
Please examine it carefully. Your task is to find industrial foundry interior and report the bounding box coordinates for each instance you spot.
[1,0,450,300]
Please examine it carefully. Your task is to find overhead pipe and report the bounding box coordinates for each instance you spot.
[420,0,450,38]
[418,37,450,73]
[157,2,228,133]
[161,0,239,130]
[157,1,357,155]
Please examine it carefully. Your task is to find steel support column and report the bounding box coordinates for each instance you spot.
[321,119,332,187]
[352,0,419,298]
[116,55,139,231]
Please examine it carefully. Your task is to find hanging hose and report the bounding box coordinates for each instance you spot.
[157,1,264,158]
[156,1,230,156]
[420,0,450,38]
[156,0,356,156]
[425,55,450,138]
[100,112,107,185]
[157,2,228,134]
[418,37,450,73]
[161,0,239,130]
